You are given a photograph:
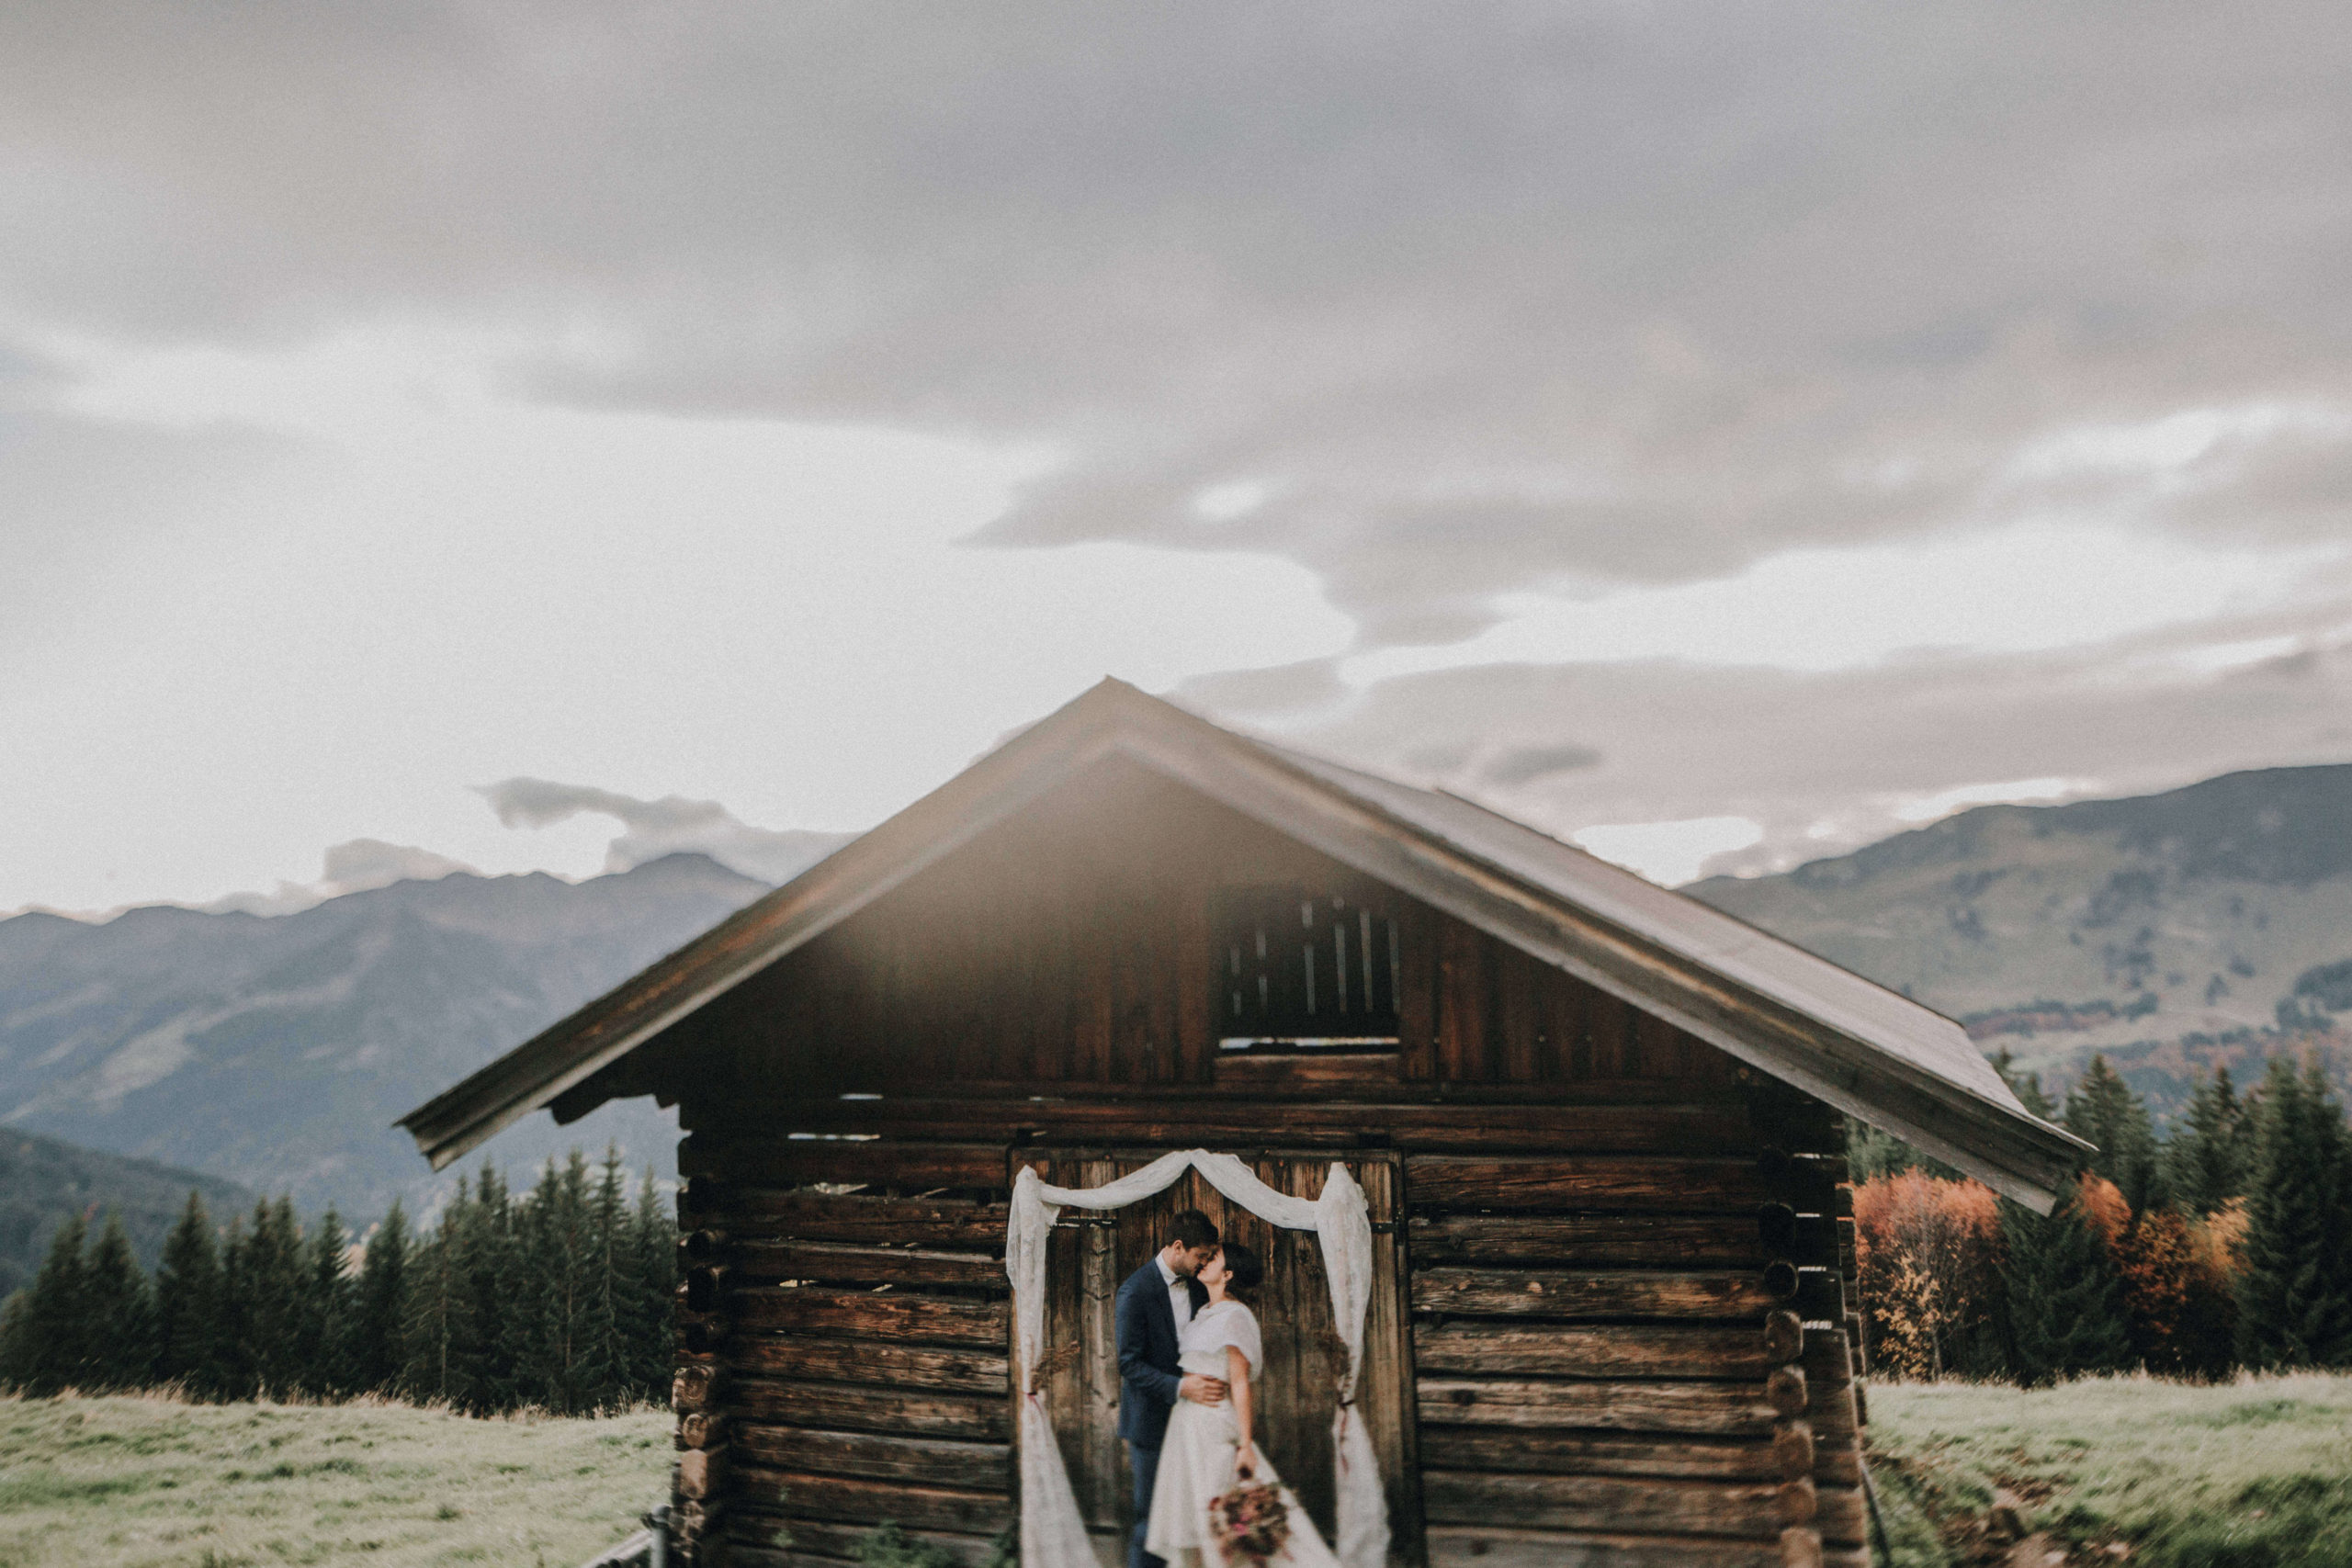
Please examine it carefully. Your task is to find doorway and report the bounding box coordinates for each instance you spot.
[1016,1151,1408,1566]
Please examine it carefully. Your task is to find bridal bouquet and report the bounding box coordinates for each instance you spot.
[1207,1477,1290,1566]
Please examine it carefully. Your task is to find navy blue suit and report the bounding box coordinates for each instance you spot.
[1116,1258,1208,1568]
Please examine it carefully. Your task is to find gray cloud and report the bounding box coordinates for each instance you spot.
[476,777,852,885]
[5,4,2347,647]
[1482,745,1606,788]
[1257,601,2352,884]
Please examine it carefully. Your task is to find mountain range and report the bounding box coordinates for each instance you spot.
[5,761,2348,1236]
[0,1128,256,1296]
[0,852,793,1221]
[1690,762,2352,1122]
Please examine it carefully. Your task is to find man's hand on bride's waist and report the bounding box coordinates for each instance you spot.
[1180,1374,1228,1404]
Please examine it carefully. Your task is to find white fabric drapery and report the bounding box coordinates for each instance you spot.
[1006,1150,1389,1568]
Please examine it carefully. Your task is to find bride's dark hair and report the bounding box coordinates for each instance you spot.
[1216,1240,1264,1296]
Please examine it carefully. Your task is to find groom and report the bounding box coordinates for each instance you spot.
[1115,1208,1227,1568]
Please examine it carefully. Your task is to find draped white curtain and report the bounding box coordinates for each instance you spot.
[1006,1150,1389,1568]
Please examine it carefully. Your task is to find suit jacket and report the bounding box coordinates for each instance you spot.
[1114,1258,1209,1448]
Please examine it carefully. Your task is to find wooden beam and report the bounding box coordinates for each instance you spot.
[729,1379,1012,1443]
[1418,1428,1788,1483]
[680,1135,1008,1191]
[1406,1156,1825,1213]
[729,1426,1011,1491]
[726,1241,1003,1291]
[727,1335,1008,1395]
[729,1287,1007,1348]
[1424,1525,1780,1568]
[1410,1213,1770,1270]
[1413,1268,1779,1320]
[1418,1379,1779,1436]
[732,1468,1012,1535]
[684,1190,1008,1250]
[729,1517,1001,1568]
[1413,1323,1771,1382]
[1423,1469,1793,1540]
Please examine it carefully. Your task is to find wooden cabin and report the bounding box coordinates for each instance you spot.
[401,680,2083,1568]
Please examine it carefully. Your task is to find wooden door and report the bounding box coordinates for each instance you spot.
[1018,1152,1412,1565]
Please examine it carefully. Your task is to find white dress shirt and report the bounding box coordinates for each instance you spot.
[1155,1252,1195,1331]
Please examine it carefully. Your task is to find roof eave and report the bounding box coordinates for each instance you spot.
[396,687,1135,1168]
[398,679,2088,1207]
[1091,723,2087,1209]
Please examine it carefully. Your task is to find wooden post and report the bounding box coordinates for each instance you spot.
[1080,1157,1124,1535]
[1356,1156,1424,1566]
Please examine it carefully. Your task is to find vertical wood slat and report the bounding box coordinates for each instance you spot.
[1174,866,1216,1083]
[1080,1157,1124,1533]
[1436,919,1489,1084]
[1357,1157,1425,1565]
[1586,989,1631,1078]
[1495,945,1544,1085]
[1072,859,1114,1084]
[1396,901,1439,1082]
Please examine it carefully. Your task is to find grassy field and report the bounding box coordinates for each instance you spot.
[0,1394,669,1568]
[1867,1373,2352,1567]
[6,1379,2351,1568]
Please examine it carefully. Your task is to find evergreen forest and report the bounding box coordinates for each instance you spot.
[0,1147,674,1414]
[1853,1049,2352,1383]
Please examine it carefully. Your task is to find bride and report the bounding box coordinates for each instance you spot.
[1143,1243,1342,1568]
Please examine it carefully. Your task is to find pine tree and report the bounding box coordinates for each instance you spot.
[14,1213,93,1394]
[352,1201,411,1396]
[451,1161,514,1413]
[2001,1180,2133,1384]
[581,1146,635,1412]
[240,1197,306,1397]
[215,1213,255,1400]
[626,1165,674,1404]
[2064,1055,2167,1213]
[400,1179,463,1404]
[296,1207,353,1397]
[2165,1066,2246,1215]
[518,1149,616,1416]
[2234,1056,2352,1368]
[0,1288,30,1390]
[85,1213,158,1390]
[154,1192,222,1395]
[498,1161,556,1412]
[1996,1049,2058,1120]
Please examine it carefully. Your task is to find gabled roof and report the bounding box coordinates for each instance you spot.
[398,679,2089,1209]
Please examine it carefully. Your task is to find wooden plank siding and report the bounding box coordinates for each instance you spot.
[652,763,1861,1568]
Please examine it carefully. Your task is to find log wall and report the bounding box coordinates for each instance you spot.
[630,760,1872,1568]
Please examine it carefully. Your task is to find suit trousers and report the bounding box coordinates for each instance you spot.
[1128,1439,1163,1568]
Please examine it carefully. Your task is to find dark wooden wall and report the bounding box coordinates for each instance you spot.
[634,760,1871,1568]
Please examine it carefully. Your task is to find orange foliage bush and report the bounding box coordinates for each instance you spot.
[1852,1171,2003,1379]
[2077,1176,2243,1377]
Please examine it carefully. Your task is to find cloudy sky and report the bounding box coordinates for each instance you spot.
[6,1,2350,911]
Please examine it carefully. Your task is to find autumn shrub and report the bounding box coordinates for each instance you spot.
[1853,1171,2004,1379]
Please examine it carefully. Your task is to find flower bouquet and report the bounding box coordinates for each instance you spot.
[1207,1474,1290,1566]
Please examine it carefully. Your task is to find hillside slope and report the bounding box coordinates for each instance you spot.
[1689,763,2352,1119]
[0,852,797,1219]
[0,1129,257,1297]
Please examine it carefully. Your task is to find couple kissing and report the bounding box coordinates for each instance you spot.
[1114,1209,1340,1568]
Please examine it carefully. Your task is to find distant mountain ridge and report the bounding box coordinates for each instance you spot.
[0,1128,257,1297]
[0,852,797,1219]
[1689,762,2352,1121]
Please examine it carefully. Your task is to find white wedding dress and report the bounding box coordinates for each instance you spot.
[1143,1300,1342,1568]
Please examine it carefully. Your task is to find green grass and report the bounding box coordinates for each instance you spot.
[1867,1372,2352,1566]
[11,1379,2352,1568]
[0,1393,670,1568]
